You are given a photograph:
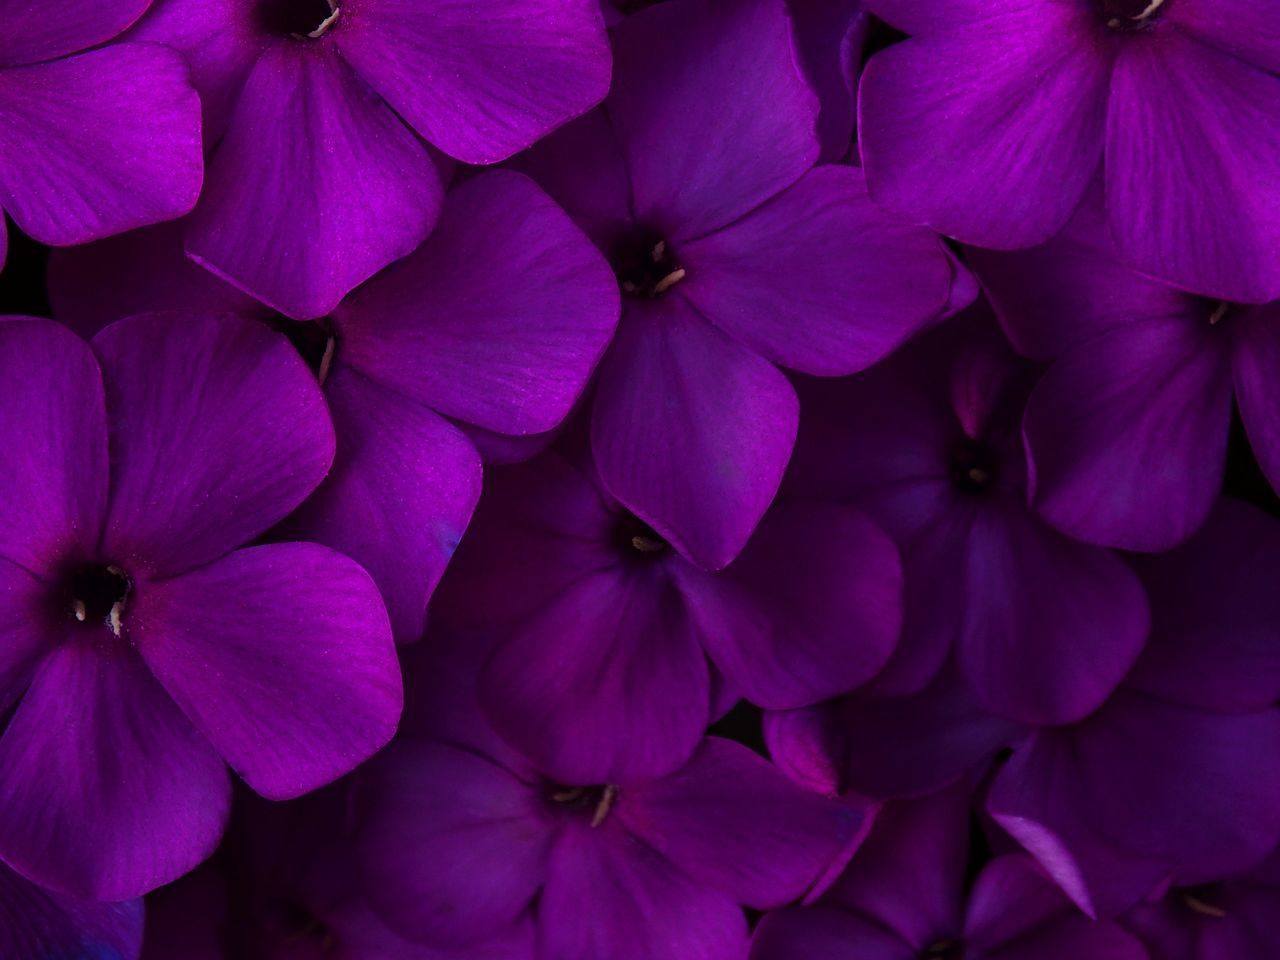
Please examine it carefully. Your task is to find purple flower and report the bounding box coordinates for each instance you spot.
[124,0,612,318]
[988,502,1280,919]
[970,191,1280,552]
[51,171,619,642]
[790,0,868,162]
[521,0,964,569]
[0,0,202,267]
[785,313,1149,725]
[0,313,401,900]
[860,0,1280,303]
[353,632,868,960]
[0,860,141,960]
[434,444,902,784]
[1124,847,1280,959]
[753,781,1147,960]
[766,662,1022,801]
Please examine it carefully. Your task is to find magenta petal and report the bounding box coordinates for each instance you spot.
[0,44,201,246]
[357,741,553,945]
[1106,33,1280,303]
[0,860,142,960]
[958,502,1149,724]
[674,502,902,709]
[335,171,619,437]
[0,559,49,714]
[94,313,335,578]
[751,905,914,960]
[0,317,106,575]
[187,43,442,319]
[0,0,151,65]
[335,0,610,164]
[1232,302,1280,495]
[284,367,481,643]
[679,166,953,376]
[1024,317,1233,552]
[859,2,1109,247]
[620,738,868,908]
[481,567,710,785]
[539,823,748,960]
[592,300,799,570]
[864,0,1000,34]
[1166,0,1280,74]
[609,0,819,241]
[790,0,866,162]
[129,542,401,800]
[0,644,230,900]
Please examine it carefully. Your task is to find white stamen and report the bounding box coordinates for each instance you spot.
[108,601,124,638]
[631,535,666,553]
[650,241,667,262]
[652,268,686,296]
[590,785,618,828]
[72,599,87,622]
[1184,894,1227,919]
[552,787,586,804]
[1208,302,1230,326]
[317,336,337,385]
[967,467,990,486]
[304,0,340,38]
[1133,0,1167,21]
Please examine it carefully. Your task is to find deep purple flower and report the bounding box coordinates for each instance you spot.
[784,313,1149,724]
[1124,848,1280,959]
[0,313,401,900]
[435,444,902,784]
[521,0,964,570]
[1,860,141,960]
[51,171,619,642]
[790,0,868,162]
[970,191,1280,552]
[123,0,612,318]
[765,661,1022,801]
[0,0,202,267]
[860,0,1280,303]
[753,781,1147,960]
[988,501,1280,919]
[354,631,869,960]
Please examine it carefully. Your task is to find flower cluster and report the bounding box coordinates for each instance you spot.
[1,0,1277,958]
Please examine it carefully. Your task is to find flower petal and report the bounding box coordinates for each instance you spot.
[356,741,553,945]
[592,299,799,570]
[791,0,867,162]
[335,171,618,437]
[0,860,142,960]
[859,2,1109,247]
[619,738,869,907]
[609,0,819,241]
[334,0,610,164]
[0,317,106,574]
[1232,302,1280,496]
[0,44,201,246]
[675,501,902,708]
[750,906,915,960]
[0,0,152,65]
[1166,0,1280,74]
[1024,317,1233,552]
[186,43,442,319]
[679,166,952,376]
[0,643,230,900]
[129,542,400,800]
[283,366,481,643]
[94,313,335,578]
[1106,33,1280,303]
[0,558,50,714]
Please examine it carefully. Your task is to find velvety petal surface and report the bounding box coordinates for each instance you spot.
[791,0,866,162]
[1166,0,1280,73]
[0,0,152,65]
[0,317,106,574]
[619,738,869,907]
[94,313,335,578]
[335,171,619,436]
[539,822,749,960]
[0,558,51,715]
[678,166,952,375]
[129,542,401,800]
[592,299,799,570]
[357,741,553,945]
[609,0,819,241]
[859,1,1109,247]
[1023,317,1234,551]
[750,906,915,960]
[0,860,142,960]
[0,643,230,900]
[674,502,902,708]
[334,0,610,164]
[187,43,441,319]
[1106,32,1280,303]
[0,45,201,246]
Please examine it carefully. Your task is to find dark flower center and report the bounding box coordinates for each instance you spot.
[922,941,964,960]
[550,784,619,827]
[256,0,341,38]
[612,229,686,299]
[613,512,669,559]
[1100,0,1168,30]
[264,898,336,952]
[66,564,131,637]
[1181,887,1228,919]
[948,437,999,495]
[270,316,337,384]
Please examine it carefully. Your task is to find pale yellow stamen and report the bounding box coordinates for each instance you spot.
[108,602,124,638]
[72,599,87,622]
[317,336,337,385]
[652,269,686,296]
[631,535,666,553]
[1184,894,1227,919]
[1208,302,1230,325]
[305,0,340,38]
[590,785,618,828]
